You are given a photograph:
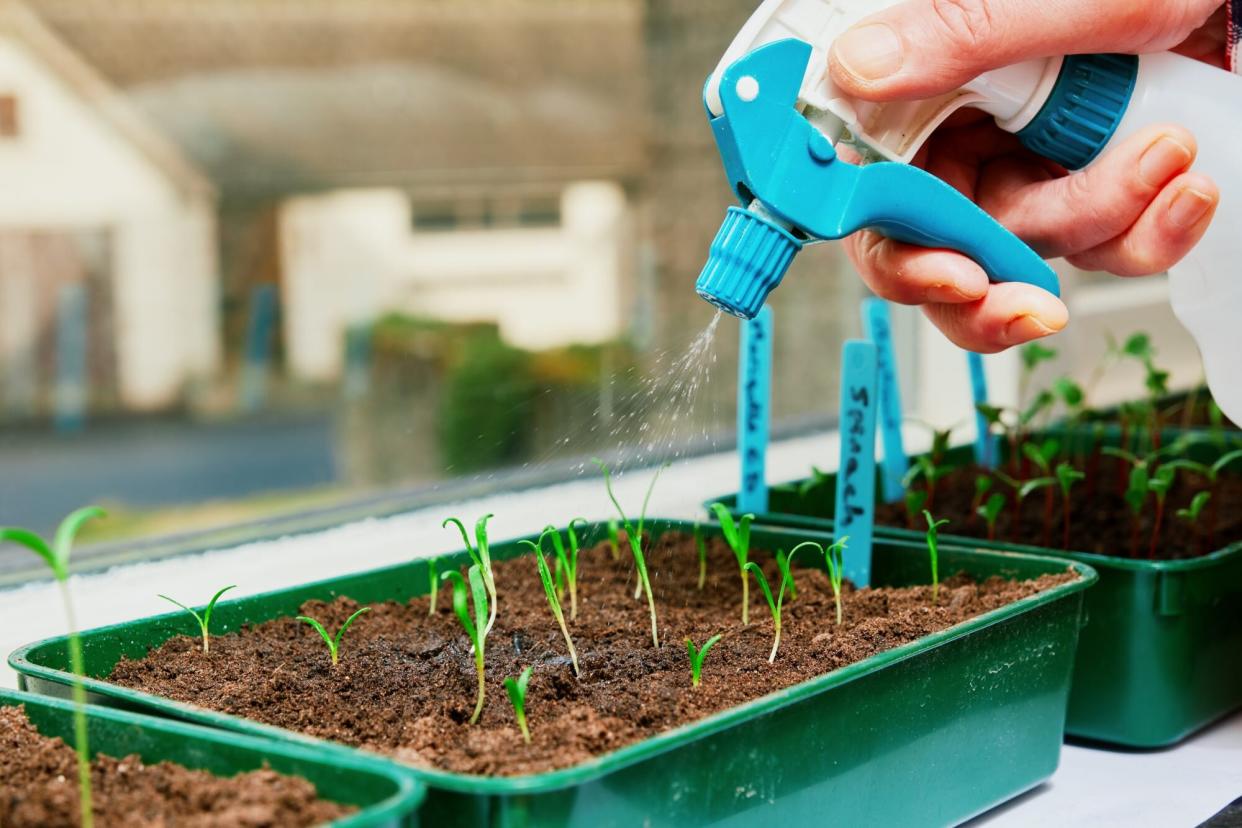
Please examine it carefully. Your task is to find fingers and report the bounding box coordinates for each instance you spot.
[845,231,989,304]
[827,0,1221,101]
[923,282,1069,353]
[1067,172,1219,275]
[976,124,1199,257]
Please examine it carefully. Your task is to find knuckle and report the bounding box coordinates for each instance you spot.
[927,0,996,53]
[1116,0,1213,51]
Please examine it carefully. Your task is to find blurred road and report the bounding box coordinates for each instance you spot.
[0,414,338,541]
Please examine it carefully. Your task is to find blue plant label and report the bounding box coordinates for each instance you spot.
[861,298,906,503]
[737,305,773,513]
[968,351,999,468]
[835,339,878,587]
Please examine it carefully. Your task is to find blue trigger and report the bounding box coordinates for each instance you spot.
[697,37,1060,319]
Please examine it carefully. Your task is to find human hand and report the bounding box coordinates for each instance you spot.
[827,0,1225,352]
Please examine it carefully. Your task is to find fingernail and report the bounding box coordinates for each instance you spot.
[1138,136,1193,188]
[1167,186,1214,230]
[1003,313,1057,346]
[832,23,904,82]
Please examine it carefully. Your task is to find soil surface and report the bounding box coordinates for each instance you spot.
[109,534,1074,777]
[0,705,352,827]
[873,460,1242,560]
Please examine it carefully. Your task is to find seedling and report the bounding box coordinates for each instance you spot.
[1177,490,1212,553]
[1178,490,1211,525]
[904,487,929,529]
[595,459,664,647]
[442,564,490,724]
[686,634,724,687]
[709,502,754,625]
[923,511,950,604]
[428,559,439,615]
[1017,475,1056,548]
[1146,464,1178,560]
[824,536,849,625]
[2,506,106,828]
[504,666,534,744]
[977,492,1006,541]
[1054,462,1085,549]
[741,563,782,662]
[443,514,498,638]
[1105,453,1151,558]
[606,518,621,560]
[1161,447,1242,548]
[798,465,832,498]
[1019,342,1057,404]
[742,544,814,662]
[970,475,994,525]
[694,522,708,590]
[520,531,581,676]
[296,607,371,668]
[902,455,953,511]
[544,520,585,621]
[157,585,236,654]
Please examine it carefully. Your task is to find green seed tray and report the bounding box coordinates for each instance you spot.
[710,441,1242,747]
[0,688,424,826]
[10,521,1093,826]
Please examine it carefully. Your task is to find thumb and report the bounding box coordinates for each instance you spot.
[828,0,1218,101]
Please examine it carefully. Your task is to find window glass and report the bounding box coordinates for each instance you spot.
[0,1,860,579]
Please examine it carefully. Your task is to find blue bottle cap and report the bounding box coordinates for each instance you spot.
[696,206,801,320]
[1017,53,1138,171]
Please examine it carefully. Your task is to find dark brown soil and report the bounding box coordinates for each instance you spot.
[108,534,1075,777]
[0,705,353,827]
[877,461,1242,560]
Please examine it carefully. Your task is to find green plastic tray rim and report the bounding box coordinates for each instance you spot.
[0,688,425,827]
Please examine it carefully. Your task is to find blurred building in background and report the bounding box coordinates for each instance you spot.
[0,1,218,418]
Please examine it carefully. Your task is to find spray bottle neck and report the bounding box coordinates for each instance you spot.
[1008,53,1140,170]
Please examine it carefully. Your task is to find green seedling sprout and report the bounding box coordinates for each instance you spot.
[157,585,236,654]
[904,487,929,529]
[1178,490,1212,554]
[296,607,371,668]
[543,521,583,621]
[521,531,581,676]
[1162,447,1242,548]
[605,518,621,560]
[428,559,439,615]
[709,502,755,625]
[504,666,534,744]
[442,564,490,724]
[824,536,849,625]
[686,634,724,687]
[923,511,950,604]
[1146,464,1179,560]
[443,514,498,638]
[1102,451,1151,558]
[2,506,106,828]
[977,492,1006,541]
[595,459,664,647]
[1054,462,1085,549]
[743,558,790,663]
[902,455,953,511]
[970,475,994,525]
[798,465,832,498]
[694,522,708,590]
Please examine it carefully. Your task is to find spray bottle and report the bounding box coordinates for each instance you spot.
[697,0,1242,422]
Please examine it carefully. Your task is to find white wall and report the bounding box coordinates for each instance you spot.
[280,182,629,381]
[0,35,219,409]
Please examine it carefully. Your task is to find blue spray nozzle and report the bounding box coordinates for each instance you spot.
[696,206,801,319]
[699,38,1060,316]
